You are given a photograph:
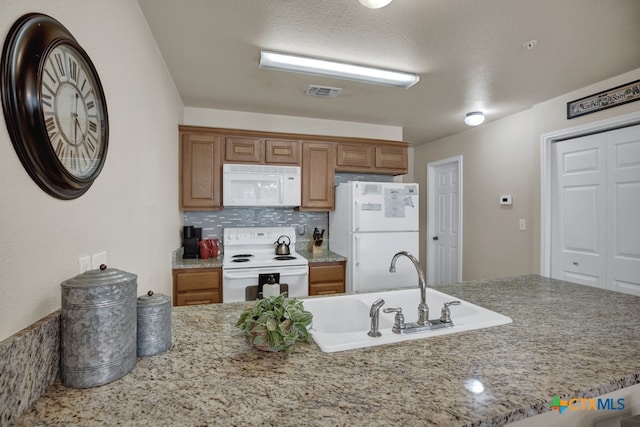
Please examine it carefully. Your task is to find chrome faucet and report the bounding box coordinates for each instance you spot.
[367,298,385,337]
[389,251,430,326]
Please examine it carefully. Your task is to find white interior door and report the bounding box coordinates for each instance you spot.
[427,156,462,285]
[606,126,640,296]
[551,134,607,288]
[551,124,640,295]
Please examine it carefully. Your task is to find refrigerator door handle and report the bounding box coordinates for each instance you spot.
[355,235,360,266]
[354,200,360,231]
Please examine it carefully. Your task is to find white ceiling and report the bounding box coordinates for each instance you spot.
[137,0,640,145]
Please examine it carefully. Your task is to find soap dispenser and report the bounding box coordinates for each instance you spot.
[262,274,280,298]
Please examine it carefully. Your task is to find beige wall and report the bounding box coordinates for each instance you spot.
[414,68,640,281]
[184,106,404,141]
[0,0,183,341]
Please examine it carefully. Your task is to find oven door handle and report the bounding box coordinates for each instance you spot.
[223,270,259,280]
[223,266,308,280]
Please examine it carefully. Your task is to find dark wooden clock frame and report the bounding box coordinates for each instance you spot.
[1,13,109,200]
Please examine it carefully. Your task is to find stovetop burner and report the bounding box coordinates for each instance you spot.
[232,258,251,263]
[232,254,254,258]
[274,256,297,261]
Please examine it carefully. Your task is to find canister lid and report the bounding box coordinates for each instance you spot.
[137,290,171,307]
[61,264,137,289]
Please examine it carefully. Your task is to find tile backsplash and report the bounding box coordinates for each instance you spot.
[183,173,394,244]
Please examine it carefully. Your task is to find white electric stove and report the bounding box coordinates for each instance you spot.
[222,227,309,302]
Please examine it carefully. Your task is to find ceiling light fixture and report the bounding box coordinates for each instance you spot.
[259,50,419,89]
[464,111,485,126]
[358,0,393,8]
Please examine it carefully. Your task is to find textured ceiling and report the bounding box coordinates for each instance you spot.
[138,0,640,145]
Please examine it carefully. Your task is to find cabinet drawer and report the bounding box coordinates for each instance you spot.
[309,263,345,282]
[174,270,221,292]
[175,290,220,306]
[309,282,344,296]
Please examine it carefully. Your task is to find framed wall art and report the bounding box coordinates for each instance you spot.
[567,79,640,119]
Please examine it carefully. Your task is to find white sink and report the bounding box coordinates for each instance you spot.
[303,288,512,353]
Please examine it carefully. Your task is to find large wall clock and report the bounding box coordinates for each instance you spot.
[1,13,109,199]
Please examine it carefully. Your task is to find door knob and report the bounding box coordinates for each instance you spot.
[432,236,439,241]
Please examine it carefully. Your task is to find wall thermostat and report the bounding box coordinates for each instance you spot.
[499,195,513,206]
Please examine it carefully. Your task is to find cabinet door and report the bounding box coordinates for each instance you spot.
[375,145,408,173]
[180,133,223,210]
[265,139,300,164]
[309,262,345,295]
[224,137,263,163]
[336,144,374,170]
[173,268,222,306]
[301,142,335,211]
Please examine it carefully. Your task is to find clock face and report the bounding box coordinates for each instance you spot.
[41,44,106,179]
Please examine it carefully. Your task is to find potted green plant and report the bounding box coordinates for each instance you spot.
[236,294,313,353]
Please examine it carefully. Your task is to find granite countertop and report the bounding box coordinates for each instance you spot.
[14,275,640,426]
[171,246,345,269]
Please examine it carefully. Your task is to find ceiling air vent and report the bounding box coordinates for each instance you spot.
[305,85,342,98]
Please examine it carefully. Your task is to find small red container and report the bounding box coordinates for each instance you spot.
[199,239,220,259]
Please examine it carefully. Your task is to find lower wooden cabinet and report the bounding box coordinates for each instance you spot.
[172,268,222,306]
[309,261,346,296]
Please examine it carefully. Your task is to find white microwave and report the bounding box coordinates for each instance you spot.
[222,163,301,207]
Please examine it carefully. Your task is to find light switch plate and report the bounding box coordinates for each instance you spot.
[519,219,527,231]
[499,195,513,206]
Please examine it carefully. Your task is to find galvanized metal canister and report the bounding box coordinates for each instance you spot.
[137,290,172,356]
[61,265,137,388]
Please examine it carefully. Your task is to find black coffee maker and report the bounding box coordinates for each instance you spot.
[182,226,202,259]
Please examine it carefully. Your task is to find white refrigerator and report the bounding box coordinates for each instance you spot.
[329,181,420,293]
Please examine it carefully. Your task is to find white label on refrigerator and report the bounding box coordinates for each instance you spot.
[361,203,382,211]
[360,183,382,195]
[384,188,405,217]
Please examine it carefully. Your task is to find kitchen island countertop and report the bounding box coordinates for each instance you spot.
[14,275,640,426]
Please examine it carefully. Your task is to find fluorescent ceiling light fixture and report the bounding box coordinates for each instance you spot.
[259,50,419,89]
[464,111,485,126]
[359,0,393,8]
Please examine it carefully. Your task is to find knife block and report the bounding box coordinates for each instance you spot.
[309,238,323,254]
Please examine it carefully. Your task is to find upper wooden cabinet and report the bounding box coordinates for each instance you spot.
[178,125,408,211]
[336,144,374,169]
[336,142,407,175]
[224,136,263,163]
[301,142,335,211]
[265,139,300,164]
[224,136,300,165]
[180,130,223,211]
[375,145,408,172]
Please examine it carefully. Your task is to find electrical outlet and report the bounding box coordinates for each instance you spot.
[78,256,91,273]
[92,252,107,269]
[519,219,527,231]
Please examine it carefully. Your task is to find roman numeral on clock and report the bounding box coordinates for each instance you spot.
[54,53,65,77]
[68,58,78,81]
[45,116,58,139]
